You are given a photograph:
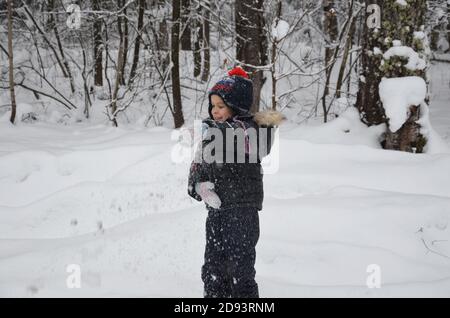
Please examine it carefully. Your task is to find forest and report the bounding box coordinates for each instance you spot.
[2,0,449,152]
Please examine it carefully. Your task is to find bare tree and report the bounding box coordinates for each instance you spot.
[93,0,103,87]
[110,40,125,127]
[129,0,145,84]
[7,0,17,124]
[172,0,185,128]
[48,0,75,94]
[181,0,192,50]
[192,0,211,80]
[236,0,267,113]
[117,0,129,86]
[22,4,74,92]
[335,7,357,98]
[201,0,211,82]
[447,0,450,52]
[323,0,338,97]
[321,0,359,122]
[270,1,283,110]
[193,0,202,78]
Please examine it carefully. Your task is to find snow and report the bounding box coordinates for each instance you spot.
[271,19,290,41]
[414,31,426,41]
[392,40,402,47]
[437,38,450,53]
[373,47,382,55]
[379,76,426,133]
[417,102,450,154]
[1,99,450,297]
[428,61,450,152]
[1,14,450,298]
[383,46,427,71]
[396,0,408,6]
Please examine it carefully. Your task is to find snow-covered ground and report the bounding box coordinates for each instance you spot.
[1,62,450,298]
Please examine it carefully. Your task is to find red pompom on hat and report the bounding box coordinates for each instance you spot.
[228,66,249,79]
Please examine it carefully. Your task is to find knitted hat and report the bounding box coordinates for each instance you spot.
[208,66,254,119]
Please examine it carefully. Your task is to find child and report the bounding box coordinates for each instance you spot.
[188,67,283,298]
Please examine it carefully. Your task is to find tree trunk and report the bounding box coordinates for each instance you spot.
[122,3,129,85]
[122,4,130,85]
[117,0,128,86]
[356,1,385,125]
[171,0,185,128]
[157,14,170,73]
[93,0,103,87]
[447,0,450,53]
[384,105,423,152]
[181,0,192,50]
[430,26,439,52]
[48,0,75,94]
[236,0,266,113]
[7,0,17,124]
[323,0,339,97]
[129,0,145,84]
[159,17,170,51]
[357,0,428,152]
[193,0,202,78]
[336,15,356,98]
[148,8,170,74]
[271,1,282,110]
[201,0,210,82]
[111,41,124,127]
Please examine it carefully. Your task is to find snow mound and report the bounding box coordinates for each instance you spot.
[383,46,426,71]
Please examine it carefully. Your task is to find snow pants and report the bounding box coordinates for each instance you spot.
[202,207,260,298]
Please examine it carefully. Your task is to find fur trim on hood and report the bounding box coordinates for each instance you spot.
[253,110,285,127]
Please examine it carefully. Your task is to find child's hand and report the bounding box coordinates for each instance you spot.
[195,182,222,209]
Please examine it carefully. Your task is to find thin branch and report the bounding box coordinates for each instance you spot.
[421,238,450,259]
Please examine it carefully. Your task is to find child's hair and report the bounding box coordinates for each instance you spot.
[208,66,253,119]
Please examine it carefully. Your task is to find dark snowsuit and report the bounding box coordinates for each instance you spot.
[187,69,280,298]
[188,115,275,298]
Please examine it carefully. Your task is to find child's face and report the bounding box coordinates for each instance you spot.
[211,95,233,122]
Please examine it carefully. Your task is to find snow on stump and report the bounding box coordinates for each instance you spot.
[379,76,426,133]
[379,76,428,153]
